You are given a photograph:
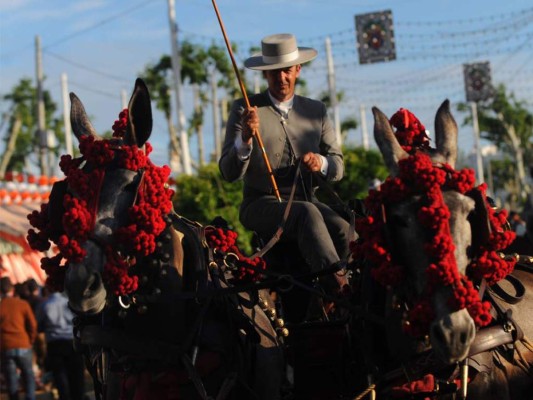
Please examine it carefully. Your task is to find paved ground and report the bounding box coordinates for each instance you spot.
[1,371,95,400]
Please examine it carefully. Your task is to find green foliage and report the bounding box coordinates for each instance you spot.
[489,158,516,190]
[180,40,208,85]
[457,84,532,165]
[319,90,345,107]
[488,158,522,207]
[2,78,63,172]
[329,145,388,202]
[141,55,173,118]
[172,147,388,253]
[457,84,532,206]
[172,163,254,253]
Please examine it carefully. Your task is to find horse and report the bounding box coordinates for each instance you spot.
[27,78,284,400]
[348,100,533,399]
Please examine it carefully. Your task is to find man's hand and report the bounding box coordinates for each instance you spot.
[302,152,323,172]
[241,107,259,144]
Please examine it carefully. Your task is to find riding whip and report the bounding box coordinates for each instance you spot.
[211,0,281,202]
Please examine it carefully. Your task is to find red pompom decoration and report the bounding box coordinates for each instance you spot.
[27,109,174,295]
[350,108,515,337]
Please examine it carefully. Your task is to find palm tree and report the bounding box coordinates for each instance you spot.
[1,78,62,176]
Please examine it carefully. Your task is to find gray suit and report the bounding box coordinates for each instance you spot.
[219,91,351,272]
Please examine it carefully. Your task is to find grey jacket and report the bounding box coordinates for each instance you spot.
[219,91,343,198]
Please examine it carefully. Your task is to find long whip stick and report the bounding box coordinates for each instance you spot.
[211,0,281,202]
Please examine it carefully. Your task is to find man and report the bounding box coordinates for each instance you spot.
[0,276,37,400]
[36,291,85,400]
[219,33,353,297]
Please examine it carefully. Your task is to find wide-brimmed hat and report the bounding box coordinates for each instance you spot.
[244,33,317,71]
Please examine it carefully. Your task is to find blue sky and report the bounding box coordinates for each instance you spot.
[1,0,532,173]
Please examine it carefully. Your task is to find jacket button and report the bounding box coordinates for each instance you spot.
[279,137,283,142]
[275,153,281,158]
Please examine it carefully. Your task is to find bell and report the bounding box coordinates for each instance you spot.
[274,318,285,328]
[278,327,289,337]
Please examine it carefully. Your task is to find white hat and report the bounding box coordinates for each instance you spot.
[244,33,317,71]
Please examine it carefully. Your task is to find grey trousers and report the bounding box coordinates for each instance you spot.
[240,195,352,272]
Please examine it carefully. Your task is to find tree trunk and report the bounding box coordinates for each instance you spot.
[0,115,22,177]
[166,113,182,175]
[498,112,530,201]
[211,70,221,162]
[193,85,204,167]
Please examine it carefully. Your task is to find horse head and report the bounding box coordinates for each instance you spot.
[42,78,167,316]
[66,78,155,314]
[369,100,479,364]
[27,78,286,400]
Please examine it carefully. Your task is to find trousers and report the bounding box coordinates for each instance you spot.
[44,340,85,400]
[240,195,353,272]
[1,348,36,400]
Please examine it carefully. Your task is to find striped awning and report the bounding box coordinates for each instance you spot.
[0,173,54,285]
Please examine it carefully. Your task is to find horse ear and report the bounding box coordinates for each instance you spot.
[468,188,492,250]
[124,78,152,147]
[372,106,408,176]
[70,92,100,141]
[434,99,457,168]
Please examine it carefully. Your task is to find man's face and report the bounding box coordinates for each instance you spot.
[264,65,301,102]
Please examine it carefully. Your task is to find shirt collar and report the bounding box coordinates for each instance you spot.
[267,91,294,117]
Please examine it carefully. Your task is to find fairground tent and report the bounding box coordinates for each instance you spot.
[0,173,56,285]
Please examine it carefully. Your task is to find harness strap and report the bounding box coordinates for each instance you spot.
[215,372,238,400]
[489,273,525,304]
[468,325,517,356]
[79,325,186,365]
[372,318,525,397]
[251,160,302,259]
[181,354,211,400]
[515,255,533,271]
[79,324,221,400]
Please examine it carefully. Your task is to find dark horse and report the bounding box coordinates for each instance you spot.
[28,79,284,399]
[348,101,533,399]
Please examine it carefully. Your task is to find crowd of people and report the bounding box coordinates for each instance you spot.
[0,277,86,400]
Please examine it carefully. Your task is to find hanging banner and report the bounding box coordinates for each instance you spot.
[463,61,493,102]
[355,10,396,64]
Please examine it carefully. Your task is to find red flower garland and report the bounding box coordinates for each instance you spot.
[28,109,262,294]
[204,226,267,282]
[27,110,173,295]
[350,109,516,337]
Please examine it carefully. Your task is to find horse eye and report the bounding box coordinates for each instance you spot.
[467,209,477,223]
[124,181,139,192]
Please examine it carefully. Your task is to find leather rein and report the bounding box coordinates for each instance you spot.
[370,256,533,398]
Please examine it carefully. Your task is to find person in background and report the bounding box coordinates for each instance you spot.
[509,211,527,237]
[35,291,85,400]
[0,276,37,400]
[22,279,47,391]
[23,279,44,314]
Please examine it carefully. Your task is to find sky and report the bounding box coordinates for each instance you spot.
[1,0,532,175]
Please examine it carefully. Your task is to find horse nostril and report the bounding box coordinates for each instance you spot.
[88,274,101,292]
[460,332,468,344]
[431,325,445,344]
